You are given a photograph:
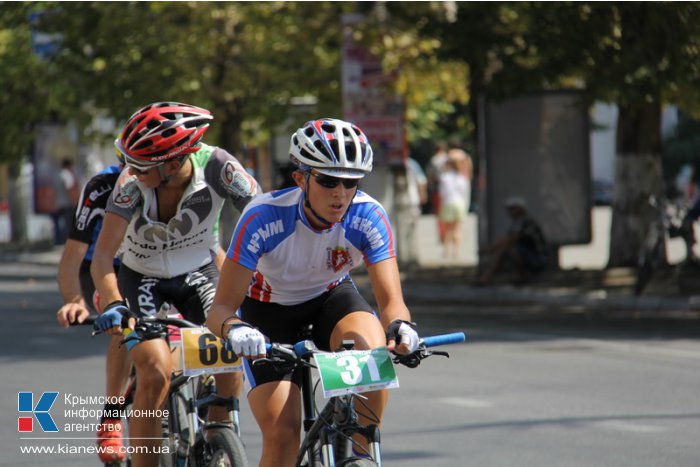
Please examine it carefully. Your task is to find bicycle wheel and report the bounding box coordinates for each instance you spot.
[161,391,191,467]
[205,427,249,467]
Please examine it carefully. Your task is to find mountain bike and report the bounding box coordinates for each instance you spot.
[257,328,466,467]
[83,314,249,467]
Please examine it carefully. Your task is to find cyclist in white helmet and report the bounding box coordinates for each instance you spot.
[207,118,420,466]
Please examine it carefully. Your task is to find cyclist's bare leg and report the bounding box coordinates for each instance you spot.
[106,335,131,398]
[248,380,302,467]
[130,338,172,467]
[209,372,243,422]
[330,311,389,452]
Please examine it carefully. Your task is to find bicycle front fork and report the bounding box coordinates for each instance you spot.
[317,424,381,467]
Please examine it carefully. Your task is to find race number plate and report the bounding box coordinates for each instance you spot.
[314,347,399,398]
[181,328,242,376]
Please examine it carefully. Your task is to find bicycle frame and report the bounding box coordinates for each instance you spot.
[82,314,247,466]
[295,352,381,467]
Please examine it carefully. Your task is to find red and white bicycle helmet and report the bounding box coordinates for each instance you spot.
[290,118,373,179]
[118,102,212,169]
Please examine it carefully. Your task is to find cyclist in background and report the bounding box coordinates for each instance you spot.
[91,102,261,467]
[55,145,130,464]
[207,118,420,466]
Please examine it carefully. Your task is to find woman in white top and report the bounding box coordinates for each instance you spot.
[438,157,469,259]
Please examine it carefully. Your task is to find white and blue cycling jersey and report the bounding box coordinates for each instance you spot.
[227,187,395,305]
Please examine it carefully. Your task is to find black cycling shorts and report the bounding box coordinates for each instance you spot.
[240,277,375,391]
[117,258,219,325]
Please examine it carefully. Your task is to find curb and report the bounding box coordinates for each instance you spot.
[401,283,700,315]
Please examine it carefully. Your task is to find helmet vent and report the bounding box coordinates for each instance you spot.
[133,140,153,151]
[175,136,190,149]
[304,127,315,137]
[345,143,358,162]
[321,123,336,133]
[313,141,332,159]
[299,148,321,163]
[162,128,177,138]
[146,119,161,130]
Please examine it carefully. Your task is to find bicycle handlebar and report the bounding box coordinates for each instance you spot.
[261,331,466,369]
[73,314,203,335]
[423,332,466,348]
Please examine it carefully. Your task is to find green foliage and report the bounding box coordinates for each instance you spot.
[0,3,54,163]
[32,2,355,152]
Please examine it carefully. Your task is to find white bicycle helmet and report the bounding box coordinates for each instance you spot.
[290,118,373,179]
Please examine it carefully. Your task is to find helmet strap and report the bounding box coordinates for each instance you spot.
[303,173,333,228]
[157,164,171,186]
[157,155,188,187]
[302,172,356,228]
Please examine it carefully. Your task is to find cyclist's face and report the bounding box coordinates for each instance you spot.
[127,164,161,187]
[294,170,359,228]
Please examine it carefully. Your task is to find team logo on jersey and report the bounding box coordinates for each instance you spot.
[113,173,140,209]
[326,247,352,272]
[222,161,255,198]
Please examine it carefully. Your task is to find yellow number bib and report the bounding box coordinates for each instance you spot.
[180,328,242,376]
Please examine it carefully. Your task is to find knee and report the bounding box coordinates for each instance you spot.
[136,364,170,404]
[263,421,300,452]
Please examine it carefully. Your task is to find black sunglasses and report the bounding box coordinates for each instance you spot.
[309,172,360,189]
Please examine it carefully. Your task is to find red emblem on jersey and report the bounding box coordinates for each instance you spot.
[328,247,350,272]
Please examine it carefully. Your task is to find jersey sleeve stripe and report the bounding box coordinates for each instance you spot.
[374,207,395,258]
[231,211,261,263]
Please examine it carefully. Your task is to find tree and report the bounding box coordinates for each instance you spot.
[39,2,353,152]
[0,3,57,242]
[378,2,700,267]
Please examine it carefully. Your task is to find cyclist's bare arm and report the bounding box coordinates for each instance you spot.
[366,257,413,353]
[91,212,129,312]
[57,239,90,327]
[214,246,227,272]
[206,259,254,339]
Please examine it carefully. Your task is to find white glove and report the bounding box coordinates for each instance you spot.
[227,324,266,357]
[387,319,420,353]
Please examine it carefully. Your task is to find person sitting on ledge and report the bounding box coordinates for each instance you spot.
[476,196,548,285]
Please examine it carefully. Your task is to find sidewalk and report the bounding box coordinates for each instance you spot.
[2,210,699,316]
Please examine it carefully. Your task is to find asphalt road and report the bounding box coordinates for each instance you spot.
[1,262,699,466]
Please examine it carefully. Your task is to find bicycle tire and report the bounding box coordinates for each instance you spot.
[159,441,173,467]
[206,427,249,467]
[161,391,191,467]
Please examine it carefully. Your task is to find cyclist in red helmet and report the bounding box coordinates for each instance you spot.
[92,102,261,466]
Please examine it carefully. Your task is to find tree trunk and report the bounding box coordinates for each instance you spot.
[7,158,29,244]
[608,101,664,267]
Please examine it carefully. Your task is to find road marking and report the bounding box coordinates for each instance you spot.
[595,420,667,433]
[438,397,493,408]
